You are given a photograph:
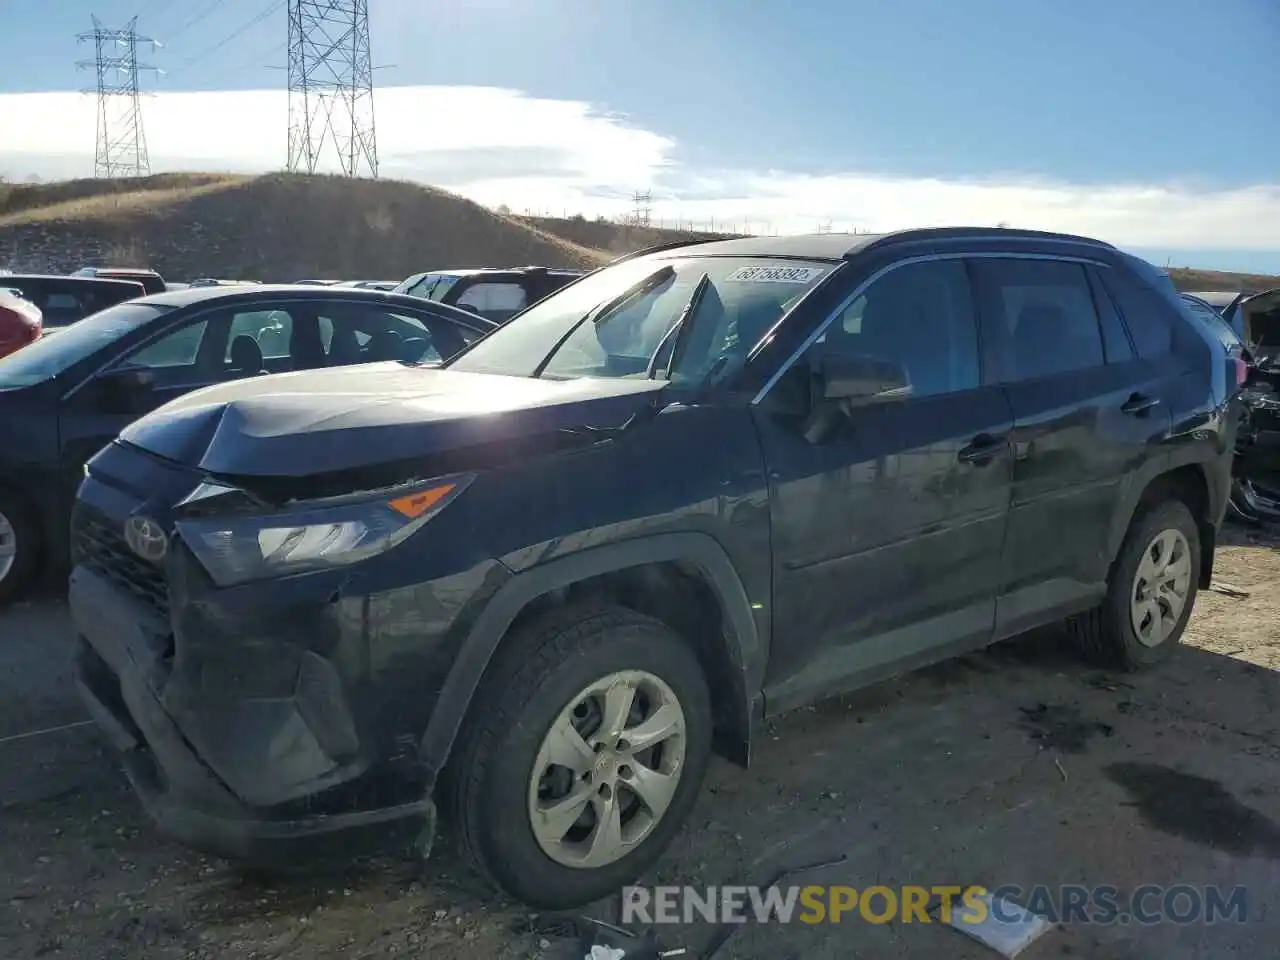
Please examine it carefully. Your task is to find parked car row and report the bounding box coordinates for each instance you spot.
[6,227,1240,912]
[0,284,494,603]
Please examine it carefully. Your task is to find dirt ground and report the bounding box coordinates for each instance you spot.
[3,525,1280,960]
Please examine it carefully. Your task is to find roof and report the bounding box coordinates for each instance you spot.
[2,273,146,288]
[410,266,587,280]
[133,283,497,328]
[639,227,1117,262]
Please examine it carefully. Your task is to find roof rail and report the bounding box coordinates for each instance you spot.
[866,225,1116,254]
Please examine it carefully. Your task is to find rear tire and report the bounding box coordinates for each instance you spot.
[446,604,712,909]
[0,487,38,607]
[1068,499,1200,670]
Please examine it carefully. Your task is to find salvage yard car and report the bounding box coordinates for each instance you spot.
[0,289,42,359]
[0,274,147,327]
[69,229,1238,910]
[395,265,585,324]
[0,285,493,603]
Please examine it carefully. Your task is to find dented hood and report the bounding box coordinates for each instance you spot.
[118,362,668,477]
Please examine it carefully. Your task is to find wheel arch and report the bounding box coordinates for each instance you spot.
[1109,459,1217,589]
[418,532,763,781]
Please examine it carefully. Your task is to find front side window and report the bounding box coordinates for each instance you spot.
[809,259,981,397]
[129,320,210,368]
[970,259,1105,381]
[448,256,834,383]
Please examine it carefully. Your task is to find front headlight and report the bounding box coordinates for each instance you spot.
[175,473,474,587]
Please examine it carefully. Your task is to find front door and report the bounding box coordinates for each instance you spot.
[754,258,1015,713]
[967,257,1174,639]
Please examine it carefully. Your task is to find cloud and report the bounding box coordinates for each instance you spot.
[1,85,1278,257]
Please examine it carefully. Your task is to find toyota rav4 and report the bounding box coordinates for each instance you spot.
[70,228,1239,909]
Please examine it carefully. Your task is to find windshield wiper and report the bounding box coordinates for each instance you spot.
[646,272,710,380]
[532,265,675,379]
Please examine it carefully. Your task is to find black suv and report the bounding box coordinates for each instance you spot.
[70,229,1237,910]
[393,265,585,323]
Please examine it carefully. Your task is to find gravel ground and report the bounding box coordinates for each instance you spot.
[3,525,1280,959]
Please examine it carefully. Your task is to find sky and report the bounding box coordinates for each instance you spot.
[1,0,1278,273]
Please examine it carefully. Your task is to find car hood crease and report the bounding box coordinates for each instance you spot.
[118,364,668,477]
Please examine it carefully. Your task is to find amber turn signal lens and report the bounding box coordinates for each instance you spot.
[388,484,456,519]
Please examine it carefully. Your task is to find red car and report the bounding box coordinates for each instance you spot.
[0,291,42,359]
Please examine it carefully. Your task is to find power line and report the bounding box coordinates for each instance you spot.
[287,0,378,178]
[166,0,230,42]
[172,0,285,74]
[76,16,160,178]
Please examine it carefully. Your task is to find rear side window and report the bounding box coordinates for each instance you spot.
[1101,270,1174,358]
[455,281,528,323]
[969,259,1105,381]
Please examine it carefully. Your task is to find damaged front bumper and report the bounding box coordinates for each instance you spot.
[69,563,436,863]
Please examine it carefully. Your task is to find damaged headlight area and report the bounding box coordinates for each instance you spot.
[174,473,475,587]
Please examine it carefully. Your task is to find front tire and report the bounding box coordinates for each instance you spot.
[446,604,712,909]
[1068,499,1200,669]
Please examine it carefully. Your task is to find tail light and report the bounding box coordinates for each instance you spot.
[1234,356,1249,388]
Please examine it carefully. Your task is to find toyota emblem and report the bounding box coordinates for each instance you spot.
[123,516,169,563]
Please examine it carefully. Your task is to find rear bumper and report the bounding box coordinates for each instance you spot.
[70,565,435,862]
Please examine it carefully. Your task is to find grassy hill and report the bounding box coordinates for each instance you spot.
[0,172,1275,293]
[0,173,606,281]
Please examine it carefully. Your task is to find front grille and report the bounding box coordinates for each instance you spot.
[73,510,170,618]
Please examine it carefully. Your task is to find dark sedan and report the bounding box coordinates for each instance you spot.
[0,284,494,604]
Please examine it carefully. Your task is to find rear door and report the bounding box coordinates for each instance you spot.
[969,257,1173,639]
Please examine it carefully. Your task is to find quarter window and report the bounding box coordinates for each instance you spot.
[1100,271,1175,358]
[811,259,981,398]
[970,259,1105,381]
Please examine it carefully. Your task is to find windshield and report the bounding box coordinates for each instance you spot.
[402,273,461,302]
[446,256,834,382]
[0,301,173,387]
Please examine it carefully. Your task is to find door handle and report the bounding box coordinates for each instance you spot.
[1121,392,1161,415]
[958,434,1007,465]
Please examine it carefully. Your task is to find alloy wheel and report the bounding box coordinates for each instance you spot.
[527,669,687,869]
[1130,528,1192,647]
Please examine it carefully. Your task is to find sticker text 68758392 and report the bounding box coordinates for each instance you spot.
[725,265,826,284]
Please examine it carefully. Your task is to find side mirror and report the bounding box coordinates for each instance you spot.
[95,367,156,412]
[816,353,912,405]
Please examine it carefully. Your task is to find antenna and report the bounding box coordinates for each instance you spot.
[287,0,378,178]
[76,16,160,178]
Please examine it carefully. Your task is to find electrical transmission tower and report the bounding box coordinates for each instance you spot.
[629,190,653,227]
[77,17,159,179]
[287,0,378,178]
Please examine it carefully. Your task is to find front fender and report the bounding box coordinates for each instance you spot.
[417,531,761,779]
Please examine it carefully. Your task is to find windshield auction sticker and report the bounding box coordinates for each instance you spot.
[725,265,826,284]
